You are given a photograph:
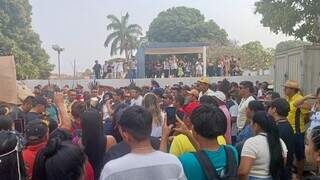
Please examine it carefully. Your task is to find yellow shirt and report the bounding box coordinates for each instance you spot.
[169,134,226,157]
[287,93,309,133]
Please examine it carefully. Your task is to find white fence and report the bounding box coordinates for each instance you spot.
[21,75,272,90]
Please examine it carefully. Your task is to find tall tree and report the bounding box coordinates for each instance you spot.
[0,0,54,79]
[241,41,274,72]
[255,0,320,44]
[104,13,143,61]
[276,40,311,52]
[147,6,228,45]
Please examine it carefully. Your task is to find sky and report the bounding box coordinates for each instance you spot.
[29,0,293,74]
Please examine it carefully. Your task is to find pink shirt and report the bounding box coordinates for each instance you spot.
[219,105,232,144]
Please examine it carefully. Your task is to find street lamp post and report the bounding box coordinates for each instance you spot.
[52,45,65,88]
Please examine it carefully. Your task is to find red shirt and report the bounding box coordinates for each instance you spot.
[23,141,47,179]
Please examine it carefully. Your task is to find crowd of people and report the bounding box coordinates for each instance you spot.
[0,77,320,180]
[92,55,242,80]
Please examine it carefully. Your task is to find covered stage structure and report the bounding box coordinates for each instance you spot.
[136,42,208,78]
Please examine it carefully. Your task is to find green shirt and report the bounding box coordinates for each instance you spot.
[178,145,238,180]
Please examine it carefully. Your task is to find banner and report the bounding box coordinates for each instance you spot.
[0,56,18,104]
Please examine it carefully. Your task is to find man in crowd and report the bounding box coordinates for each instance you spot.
[93,60,102,79]
[284,80,309,179]
[178,105,238,180]
[23,120,49,179]
[100,106,186,180]
[103,60,109,79]
[25,96,48,124]
[65,89,77,114]
[10,96,35,133]
[237,81,255,131]
[186,89,199,103]
[130,86,143,106]
[197,77,214,98]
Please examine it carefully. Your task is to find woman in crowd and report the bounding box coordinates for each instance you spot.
[238,111,287,180]
[0,131,26,180]
[142,93,163,138]
[32,138,86,180]
[80,111,116,179]
[305,126,320,179]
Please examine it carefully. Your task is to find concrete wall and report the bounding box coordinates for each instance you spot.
[21,75,271,90]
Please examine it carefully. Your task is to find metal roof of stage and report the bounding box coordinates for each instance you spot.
[141,42,208,55]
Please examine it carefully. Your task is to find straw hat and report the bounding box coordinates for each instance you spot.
[197,77,209,84]
[282,80,300,90]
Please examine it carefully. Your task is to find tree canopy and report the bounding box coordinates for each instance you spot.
[241,41,274,71]
[255,0,320,44]
[276,40,311,52]
[0,0,53,79]
[147,6,228,45]
[104,13,143,60]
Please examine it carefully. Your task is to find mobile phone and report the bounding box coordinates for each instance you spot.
[165,107,176,125]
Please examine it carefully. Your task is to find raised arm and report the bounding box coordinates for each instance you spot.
[54,93,72,132]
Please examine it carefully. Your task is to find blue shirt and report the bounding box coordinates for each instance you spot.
[236,124,253,144]
[179,145,238,180]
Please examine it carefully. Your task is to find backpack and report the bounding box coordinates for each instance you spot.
[226,100,235,110]
[192,146,238,180]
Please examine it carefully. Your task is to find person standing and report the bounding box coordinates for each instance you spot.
[237,81,255,131]
[102,61,108,79]
[100,106,186,180]
[163,59,170,78]
[283,80,309,179]
[197,77,214,98]
[93,60,102,79]
[171,56,178,77]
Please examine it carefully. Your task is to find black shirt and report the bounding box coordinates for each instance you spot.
[93,64,102,72]
[277,120,294,178]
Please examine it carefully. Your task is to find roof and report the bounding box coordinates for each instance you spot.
[141,42,209,49]
[139,42,208,55]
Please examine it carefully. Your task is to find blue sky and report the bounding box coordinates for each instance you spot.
[29,0,292,74]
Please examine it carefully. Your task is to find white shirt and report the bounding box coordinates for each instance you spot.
[198,89,214,99]
[130,95,143,106]
[103,64,108,72]
[228,100,239,136]
[100,151,186,180]
[237,96,255,130]
[241,134,288,178]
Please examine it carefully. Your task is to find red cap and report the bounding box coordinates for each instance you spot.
[182,102,200,117]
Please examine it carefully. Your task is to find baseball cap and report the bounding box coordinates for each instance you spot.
[25,120,48,142]
[182,102,200,117]
[198,77,209,84]
[187,89,199,98]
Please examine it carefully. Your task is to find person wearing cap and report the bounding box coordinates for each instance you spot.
[23,120,49,179]
[186,89,199,103]
[197,77,214,98]
[283,80,309,179]
[25,96,48,125]
[165,102,226,157]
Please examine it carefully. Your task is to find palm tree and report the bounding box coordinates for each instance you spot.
[104,13,143,60]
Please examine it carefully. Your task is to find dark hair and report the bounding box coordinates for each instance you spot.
[32,138,85,180]
[199,95,219,107]
[80,110,106,179]
[0,131,26,180]
[49,128,72,142]
[112,103,129,142]
[0,115,12,131]
[266,91,281,100]
[118,106,152,141]
[248,100,265,112]
[174,94,185,107]
[270,98,290,117]
[71,102,86,119]
[316,87,320,96]
[240,81,254,94]
[190,105,227,139]
[310,126,320,151]
[220,79,230,96]
[252,111,284,179]
[23,96,35,105]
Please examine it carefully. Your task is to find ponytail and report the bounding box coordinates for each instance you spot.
[252,111,284,179]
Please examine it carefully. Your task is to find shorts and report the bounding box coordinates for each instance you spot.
[293,133,305,161]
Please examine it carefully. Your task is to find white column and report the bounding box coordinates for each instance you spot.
[203,46,207,77]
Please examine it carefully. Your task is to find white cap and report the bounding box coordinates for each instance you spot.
[208,91,226,102]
